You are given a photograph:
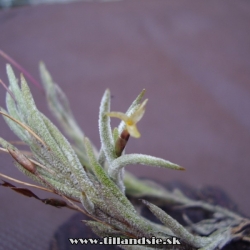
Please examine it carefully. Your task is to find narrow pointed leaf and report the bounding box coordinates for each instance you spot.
[98,89,116,163]
[6,65,23,109]
[5,92,30,143]
[141,199,211,248]
[109,154,184,183]
[39,62,89,163]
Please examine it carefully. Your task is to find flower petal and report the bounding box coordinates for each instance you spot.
[127,124,141,138]
[130,99,148,123]
[106,112,129,123]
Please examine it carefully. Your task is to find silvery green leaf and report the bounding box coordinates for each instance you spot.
[198,228,232,250]
[6,65,25,112]
[1,106,28,144]
[97,149,106,168]
[124,172,168,198]
[109,154,184,187]
[39,62,73,116]
[141,199,212,248]
[124,173,196,209]
[95,198,158,239]
[29,135,80,186]
[94,209,132,233]
[41,175,81,200]
[144,218,173,236]
[39,62,90,167]
[5,65,30,140]
[98,89,116,163]
[87,187,139,233]
[25,147,74,188]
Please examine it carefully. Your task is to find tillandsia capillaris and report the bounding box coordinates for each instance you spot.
[0,54,250,250]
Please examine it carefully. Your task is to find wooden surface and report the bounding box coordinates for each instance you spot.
[0,1,250,249]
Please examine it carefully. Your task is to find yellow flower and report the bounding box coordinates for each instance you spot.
[106,99,148,138]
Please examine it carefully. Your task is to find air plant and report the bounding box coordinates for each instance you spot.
[0,55,249,250]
